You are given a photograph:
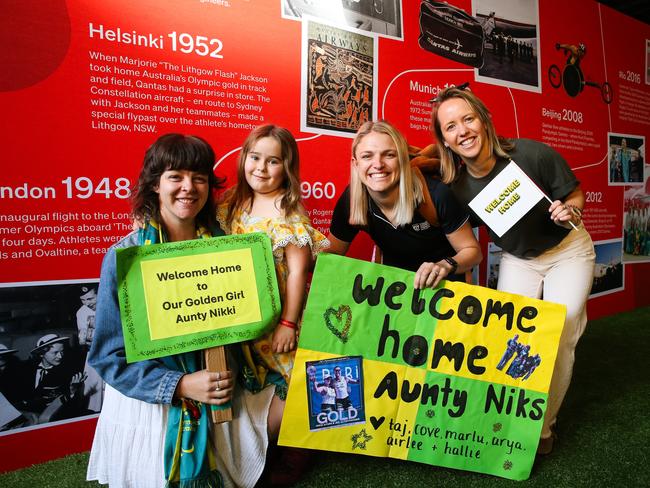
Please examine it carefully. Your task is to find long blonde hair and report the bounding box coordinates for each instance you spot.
[349,121,423,227]
[226,124,302,229]
[430,86,514,184]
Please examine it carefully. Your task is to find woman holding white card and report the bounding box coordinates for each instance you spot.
[431,84,595,456]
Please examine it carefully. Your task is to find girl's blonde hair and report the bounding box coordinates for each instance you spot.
[430,86,513,184]
[349,120,423,227]
[226,124,302,229]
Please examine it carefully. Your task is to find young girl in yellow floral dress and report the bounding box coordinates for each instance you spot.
[219,125,328,399]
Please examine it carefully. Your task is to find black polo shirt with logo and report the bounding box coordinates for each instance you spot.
[330,177,469,273]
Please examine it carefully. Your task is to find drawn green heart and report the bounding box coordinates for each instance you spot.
[323,305,352,343]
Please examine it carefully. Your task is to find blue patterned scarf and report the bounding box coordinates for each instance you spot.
[138,220,224,488]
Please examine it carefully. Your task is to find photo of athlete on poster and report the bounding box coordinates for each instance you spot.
[622,177,650,263]
[306,356,365,431]
[608,133,645,185]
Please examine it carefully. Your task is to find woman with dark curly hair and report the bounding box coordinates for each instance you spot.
[87,134,282,488]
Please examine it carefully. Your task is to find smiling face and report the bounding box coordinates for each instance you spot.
[352,131,400,199]
[81,292,97,311]
[436,97,491,166]
[156,169,209,229]
[244,136,286,197]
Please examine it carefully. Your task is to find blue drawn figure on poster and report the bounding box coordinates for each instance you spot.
[305,356,365,431]
[507,343,531,378]
[497,336,542,380]
[522,354,542,381]
[496,334,520,370]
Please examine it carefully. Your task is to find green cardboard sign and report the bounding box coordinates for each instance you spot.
[116,233,280,362]
[279,254,566,480]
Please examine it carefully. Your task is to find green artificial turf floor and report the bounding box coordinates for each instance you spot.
[2,306,649,487]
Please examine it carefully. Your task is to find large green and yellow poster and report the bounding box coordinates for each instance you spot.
[279,254,566,480]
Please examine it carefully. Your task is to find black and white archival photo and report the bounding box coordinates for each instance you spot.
[282,0,403,39]
[0,281,102,434]
[473,0,541,92]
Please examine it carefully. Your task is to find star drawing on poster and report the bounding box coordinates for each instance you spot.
[351,428,373,450]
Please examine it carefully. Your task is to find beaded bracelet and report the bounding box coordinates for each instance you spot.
[565,204,583,224]
[279,318,297,329]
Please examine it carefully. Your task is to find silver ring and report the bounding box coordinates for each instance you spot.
[215,381,221,391]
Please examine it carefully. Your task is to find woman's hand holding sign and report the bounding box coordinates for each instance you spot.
[175,369,234,405]
[549,200,582,229]
[548,187,584,229]
[414,261,450,289]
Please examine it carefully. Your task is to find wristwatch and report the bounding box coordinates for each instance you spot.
[443,256,458,275]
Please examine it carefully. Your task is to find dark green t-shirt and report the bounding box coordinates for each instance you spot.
[452,139,578,258]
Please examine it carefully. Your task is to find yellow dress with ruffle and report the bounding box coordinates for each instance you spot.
[218,204,329,395]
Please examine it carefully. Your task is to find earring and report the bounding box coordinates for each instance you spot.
[444,142,450,148]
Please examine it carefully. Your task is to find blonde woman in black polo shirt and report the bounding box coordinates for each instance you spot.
[327,120,482,289]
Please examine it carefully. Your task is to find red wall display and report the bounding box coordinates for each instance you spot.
[1,0,649,471]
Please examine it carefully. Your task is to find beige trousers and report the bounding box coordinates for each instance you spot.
[497,225,595,439]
